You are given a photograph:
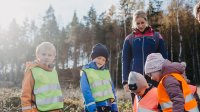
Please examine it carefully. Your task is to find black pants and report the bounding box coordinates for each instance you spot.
[97,106,111,112]
[131,92,135,105]
[85,106,113,112]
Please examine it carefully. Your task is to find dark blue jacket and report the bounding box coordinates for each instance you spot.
[122,27,167,84]
[80,61,118,112]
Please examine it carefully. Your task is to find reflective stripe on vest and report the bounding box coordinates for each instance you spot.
[112,102,117,104]
[160,101,172,110]
[93,89,113,98]
[82,68,115,102]
[159,87,197,111]
[22,105,36,111]
[133,87,159,112]
[185,94,195,103]
[36,96,63,105]
[158,73,199,112]
[160,96,198,110]
[138,107,154,112]
[90,79,111,89]
[34,84,61,94]
[31,67,63,111]
[85,102,95,107]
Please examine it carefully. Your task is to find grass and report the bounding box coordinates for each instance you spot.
[0,88,133,112]
[62,88,133,112]
[2,87,200,112]
[0,88,21,112]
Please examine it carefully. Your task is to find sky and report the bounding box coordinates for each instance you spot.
[0,0,176,29]
[0,0,120,28]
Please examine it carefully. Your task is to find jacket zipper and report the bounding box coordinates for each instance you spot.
[142,35,145,75]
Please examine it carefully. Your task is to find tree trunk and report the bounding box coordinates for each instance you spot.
[189,35,197,83]
[176,7,182,62]
[115,38,120,89]
[170,24,173,61]
[73,45,78,68]
[123,13,127,37]
[195,21,200,81]
[4,64,7,80]
[109,45,113,79]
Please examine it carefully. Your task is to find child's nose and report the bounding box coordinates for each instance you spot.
[45,56,49,59]
[139,24,143,27]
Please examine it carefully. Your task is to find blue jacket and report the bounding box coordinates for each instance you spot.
[122,27,167,84]
[80,61,118,112]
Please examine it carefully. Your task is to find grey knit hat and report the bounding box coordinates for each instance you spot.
[128,72,148,93]
[144,53,165,74]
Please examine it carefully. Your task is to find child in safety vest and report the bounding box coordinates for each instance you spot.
[21,42,63,112]
[144,53,199,112]
[80,43,118,112]
[128,71,161,112]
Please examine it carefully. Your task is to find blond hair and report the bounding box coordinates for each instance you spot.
[132,10,148,29]
[36,42,56,57]
[194,2,200,18]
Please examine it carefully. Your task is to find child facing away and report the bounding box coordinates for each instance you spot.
[144,53,199,112]
[21,42,63,112]
[80,43,118,112]
[128,71,161,112]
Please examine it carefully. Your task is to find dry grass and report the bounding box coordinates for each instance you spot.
[116,89,132,112]
[62,88,133,112]
[2,86,200,112]
[0,88,21,112]
[0,88,133,112]
[62,88,84,111]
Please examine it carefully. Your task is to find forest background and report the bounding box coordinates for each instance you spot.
[0,0,200,111]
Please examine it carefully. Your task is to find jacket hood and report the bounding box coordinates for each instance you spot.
[25,60,54,72]
[161,60,185,78]
[133,26,154,35]
[82,61,106,70]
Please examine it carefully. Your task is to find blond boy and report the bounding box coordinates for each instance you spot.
[21,42,63,112]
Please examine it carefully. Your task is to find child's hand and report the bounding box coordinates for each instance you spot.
[25,62,33,68]
[123,84,130,92]
[24,61,37,72]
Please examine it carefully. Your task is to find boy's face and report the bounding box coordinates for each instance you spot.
[93,56,106,68]
[37,48,55,66]
[148,71,161,82]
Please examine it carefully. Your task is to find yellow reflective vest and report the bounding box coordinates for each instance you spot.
[82,68,115,102]
[31,67,63,111]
